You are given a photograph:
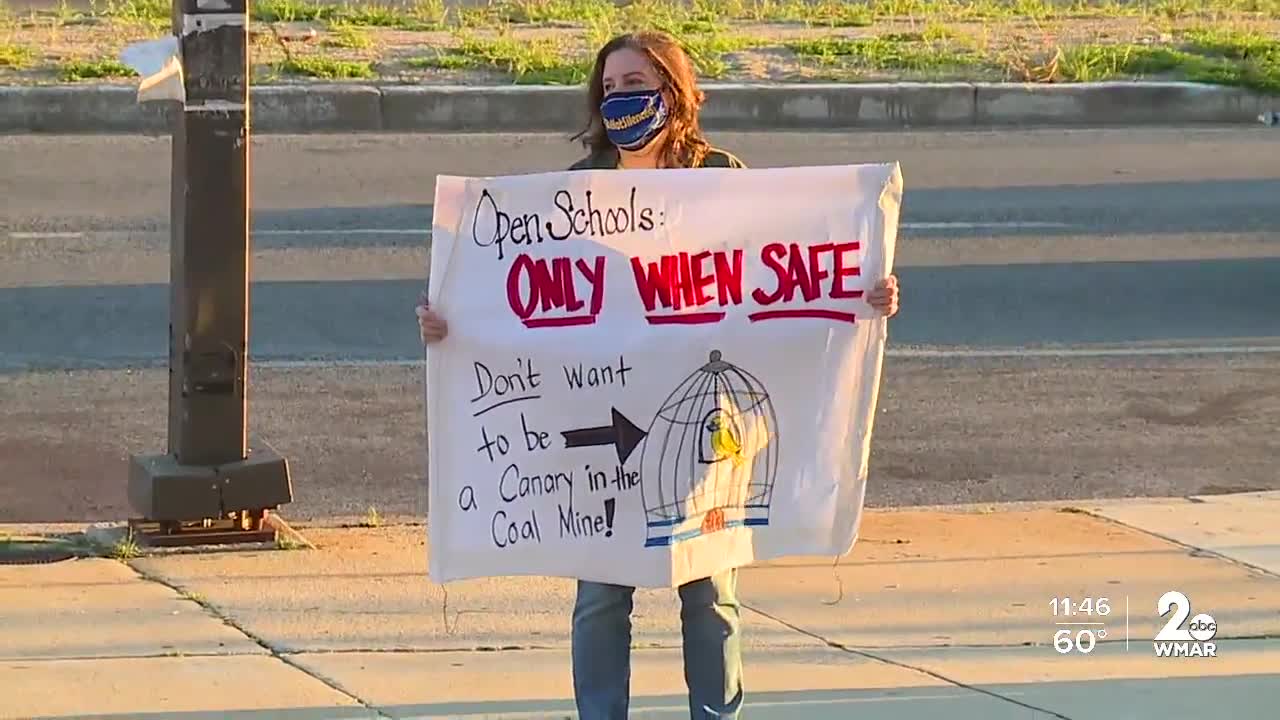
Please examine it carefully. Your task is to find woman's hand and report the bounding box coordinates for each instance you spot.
[415,290,449,344]
[867,274,899,318]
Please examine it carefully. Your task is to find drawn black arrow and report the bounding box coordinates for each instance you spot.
[561,408,648,464]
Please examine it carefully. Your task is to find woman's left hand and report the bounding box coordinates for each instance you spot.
[867,274,899,318]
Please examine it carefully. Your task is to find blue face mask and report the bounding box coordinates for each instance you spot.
[600,89,668,152]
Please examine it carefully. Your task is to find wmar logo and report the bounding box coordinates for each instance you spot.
[1154,590,1218,658]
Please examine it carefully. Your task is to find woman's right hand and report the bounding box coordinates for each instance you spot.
[415,290,448,344]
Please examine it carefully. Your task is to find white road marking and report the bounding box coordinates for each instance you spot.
[900,221,1072,230]
[8,221,1072,241]
[254,228,426,236]
[256,222,1074,234]
[7,232,84,239]
[893,345,1280,358]
[254,344,1280,370]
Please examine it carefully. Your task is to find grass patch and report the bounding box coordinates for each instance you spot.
[8,0,1279,90]
[98,0,169,30]
[808,0,875,27]
[789,35,985,72]
[325,23,374,49]
[1054,30,1280,91]
[495,0,617,25]
[0,43,34,68]
[1184,26,1280,61]
[407,52,477,70]
[450,33,591,83]
[22,0,1280,34]
[682,32,764,77]
[60,58,137,81]
[254,0,446,29]
[279,56,376,78]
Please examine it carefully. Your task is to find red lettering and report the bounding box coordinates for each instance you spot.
[713,249,743,306]
[630,256,676,312]
[805,243,834,301]
[576,256,606,315]
[676,252,697,309]
[632,250,745,319]
[506,254,538,319]
[751,243,789,305]
[783,243,818,302]
[751,241,863,311]
[689,251,715,307]
[548,257,574,312]
[506,254,607,327]
[830,242,862,298]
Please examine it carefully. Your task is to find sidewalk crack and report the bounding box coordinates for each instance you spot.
[743,603,1076,720]
[123,562,393,719]
[1080,510,1280,580]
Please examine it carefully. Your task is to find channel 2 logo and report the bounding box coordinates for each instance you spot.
[1154,590,1217,658]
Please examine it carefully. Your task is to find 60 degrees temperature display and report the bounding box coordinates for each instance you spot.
[1051,596,1114,654]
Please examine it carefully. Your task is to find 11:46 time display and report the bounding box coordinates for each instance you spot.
[1051,597,1112,616]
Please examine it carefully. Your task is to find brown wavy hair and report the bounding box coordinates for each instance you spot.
[573,31,712,169]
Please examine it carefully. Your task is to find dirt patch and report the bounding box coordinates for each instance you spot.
[2,356,1278,523]
[1,2,1277,89]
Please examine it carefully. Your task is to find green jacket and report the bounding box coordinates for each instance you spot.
[568,146,746,170]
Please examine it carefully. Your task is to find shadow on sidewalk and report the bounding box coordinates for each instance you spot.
[26,673,1280,719]
[21,685,984,720]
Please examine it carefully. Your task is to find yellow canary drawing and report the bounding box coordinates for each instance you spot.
[707,415,744,468]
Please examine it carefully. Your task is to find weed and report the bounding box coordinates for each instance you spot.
[810,0,874,28]
[255,0,444,29]
[326,23,373,49]
[99,0,167,30]
[1183,27,1280,61]
[497,0,615,25]
[681,32,763,77]
[408,52,476,70]
[1057,44,1141,81]
[60,58,136,81]
[279,56,376,78]
[110,530,141,561]
[254,0,341,23]
[923,22,955,41]
[789,35,983,72]
[0,43,34,68]
[452,33,590,84]
[363,505,382,527]
[1050,34,1280,93]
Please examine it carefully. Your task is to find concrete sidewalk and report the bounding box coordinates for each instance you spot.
[2,492,1277,719]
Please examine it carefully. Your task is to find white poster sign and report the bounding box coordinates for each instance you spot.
[425,162,901,588]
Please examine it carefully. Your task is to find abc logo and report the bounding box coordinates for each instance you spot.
[1188,613,1218,642]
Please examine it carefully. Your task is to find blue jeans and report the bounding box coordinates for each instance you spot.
[571,569,744,719]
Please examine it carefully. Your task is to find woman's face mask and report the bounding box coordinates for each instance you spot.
[600,89,668,152]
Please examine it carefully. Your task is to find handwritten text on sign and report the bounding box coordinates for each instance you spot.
[425,163,902,588]
[471,187,867,327]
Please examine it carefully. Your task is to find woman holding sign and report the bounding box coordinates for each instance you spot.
[417,29,899,720]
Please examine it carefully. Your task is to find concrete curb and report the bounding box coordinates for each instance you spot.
[0,80,1274,134]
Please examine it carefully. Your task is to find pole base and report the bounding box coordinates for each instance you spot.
[127,511,276,548]
[128,440,293,522]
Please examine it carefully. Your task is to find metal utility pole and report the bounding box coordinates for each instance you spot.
[128,0,292,546]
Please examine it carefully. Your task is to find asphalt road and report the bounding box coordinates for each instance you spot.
[2,127,1279,521]
[3,128,1279,370]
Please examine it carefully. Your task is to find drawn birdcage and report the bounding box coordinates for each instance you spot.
[638,350,779,547]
